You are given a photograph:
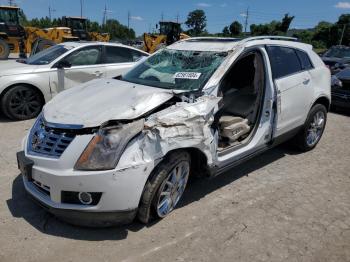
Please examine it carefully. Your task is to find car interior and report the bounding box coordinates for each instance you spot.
[215,50,265,150]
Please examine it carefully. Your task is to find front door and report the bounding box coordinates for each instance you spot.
[49,45,106,95]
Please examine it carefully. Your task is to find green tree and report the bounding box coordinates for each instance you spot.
[336,14,350,45]
[313,21,333,47]
[229,21,242,36]
[250,14,294,36]
[185,9,207,36]
[250,23,271,36]
[222,26,230,36]
[276,14,295,33]
[102,19,135,40]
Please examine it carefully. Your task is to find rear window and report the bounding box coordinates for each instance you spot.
[105,46,146,63]
[267,46,302,79]
[296,50,313,70]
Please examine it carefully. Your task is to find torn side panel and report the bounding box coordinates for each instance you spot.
[143,96,221,166]
[117,96,221,170]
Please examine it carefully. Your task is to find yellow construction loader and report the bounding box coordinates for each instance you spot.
[0,6,109,59]
[143,21,189,54]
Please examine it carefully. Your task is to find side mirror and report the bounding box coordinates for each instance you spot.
[56,60,71,69]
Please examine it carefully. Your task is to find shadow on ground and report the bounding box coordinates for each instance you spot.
[6,144,297,241]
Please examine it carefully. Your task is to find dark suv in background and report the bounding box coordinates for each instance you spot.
[322,46,350,75]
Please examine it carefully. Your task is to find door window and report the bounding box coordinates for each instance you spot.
[105,46,146,63]
[296,50,314,70]
[266,46,302,79]
[64,46,102,66]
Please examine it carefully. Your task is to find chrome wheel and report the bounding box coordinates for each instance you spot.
[156,161,190,218]
[306,111,325,147]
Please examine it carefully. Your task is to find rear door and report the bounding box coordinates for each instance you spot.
[266,46,313,136]
[102,46,148,78]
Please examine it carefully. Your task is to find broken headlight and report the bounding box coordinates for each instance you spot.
[75,119,144,171]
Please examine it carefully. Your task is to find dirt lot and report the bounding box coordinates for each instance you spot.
[0,110,349,262]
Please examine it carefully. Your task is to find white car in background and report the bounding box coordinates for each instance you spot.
[0,42,148,120]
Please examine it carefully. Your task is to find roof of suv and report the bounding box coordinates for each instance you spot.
[169,36,312,52]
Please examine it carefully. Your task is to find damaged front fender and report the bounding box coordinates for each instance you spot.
[117,95,221,171]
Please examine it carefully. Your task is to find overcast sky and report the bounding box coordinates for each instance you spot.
[2,0,349,35]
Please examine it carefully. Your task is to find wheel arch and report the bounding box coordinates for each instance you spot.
[312,96,331,112]
[155,147,211,179]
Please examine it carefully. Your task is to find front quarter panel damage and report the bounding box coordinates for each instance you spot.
[117,95,221,171]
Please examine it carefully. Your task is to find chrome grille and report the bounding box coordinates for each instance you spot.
[28,116,77,158]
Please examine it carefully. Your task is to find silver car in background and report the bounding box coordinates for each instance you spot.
[0,42,149,120]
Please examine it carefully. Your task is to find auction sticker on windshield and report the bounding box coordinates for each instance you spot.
[174,72,202,80]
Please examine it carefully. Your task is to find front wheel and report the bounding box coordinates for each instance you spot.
[138,151,191,224]
[294,104,327,151]
[1,85,44,120]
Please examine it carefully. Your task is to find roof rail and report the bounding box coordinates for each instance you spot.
[180,37,241,43]
[241,36,299,43]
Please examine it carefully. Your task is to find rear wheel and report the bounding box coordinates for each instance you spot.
[1,85,44,120]
[138,151,191,223]
[294,104,327,151]
[0,39,10,60]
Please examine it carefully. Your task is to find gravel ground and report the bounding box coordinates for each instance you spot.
[0,110,349,262]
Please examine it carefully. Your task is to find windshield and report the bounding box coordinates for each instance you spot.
[70,19,85,30]
[123,49,227,91]
[26,45,71,65]
[0,8,18,24]
[324,47,350,58]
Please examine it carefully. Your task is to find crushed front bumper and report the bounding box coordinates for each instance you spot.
[27,191,137,227]
[18,148,154,227]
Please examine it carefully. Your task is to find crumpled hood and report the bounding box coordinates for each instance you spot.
[0,60,37,76]
[43,79,174,127]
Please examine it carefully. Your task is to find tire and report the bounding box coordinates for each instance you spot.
[294,104,327,152]
[137,151,191,224]
[0,39,10,60]
[1,85,44,120]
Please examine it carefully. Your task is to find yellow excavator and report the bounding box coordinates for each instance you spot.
[143,21,189,54]
[0,6,109,59]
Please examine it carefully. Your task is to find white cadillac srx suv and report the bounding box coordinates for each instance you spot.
[17,36,331,227]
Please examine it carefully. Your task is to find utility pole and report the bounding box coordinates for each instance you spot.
[49,5,56,21]
[80,0,83,18]
[102,4,107,25]
[244,7,249,34]
[161,12,164,22]
[339,24,346,45]
[102,5,112,26]
[8,0,15,6]
[127,11,130,29]
[176,13,179,23]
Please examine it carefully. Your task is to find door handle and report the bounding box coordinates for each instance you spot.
[303,78,310,85]
[94,71,103,77]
